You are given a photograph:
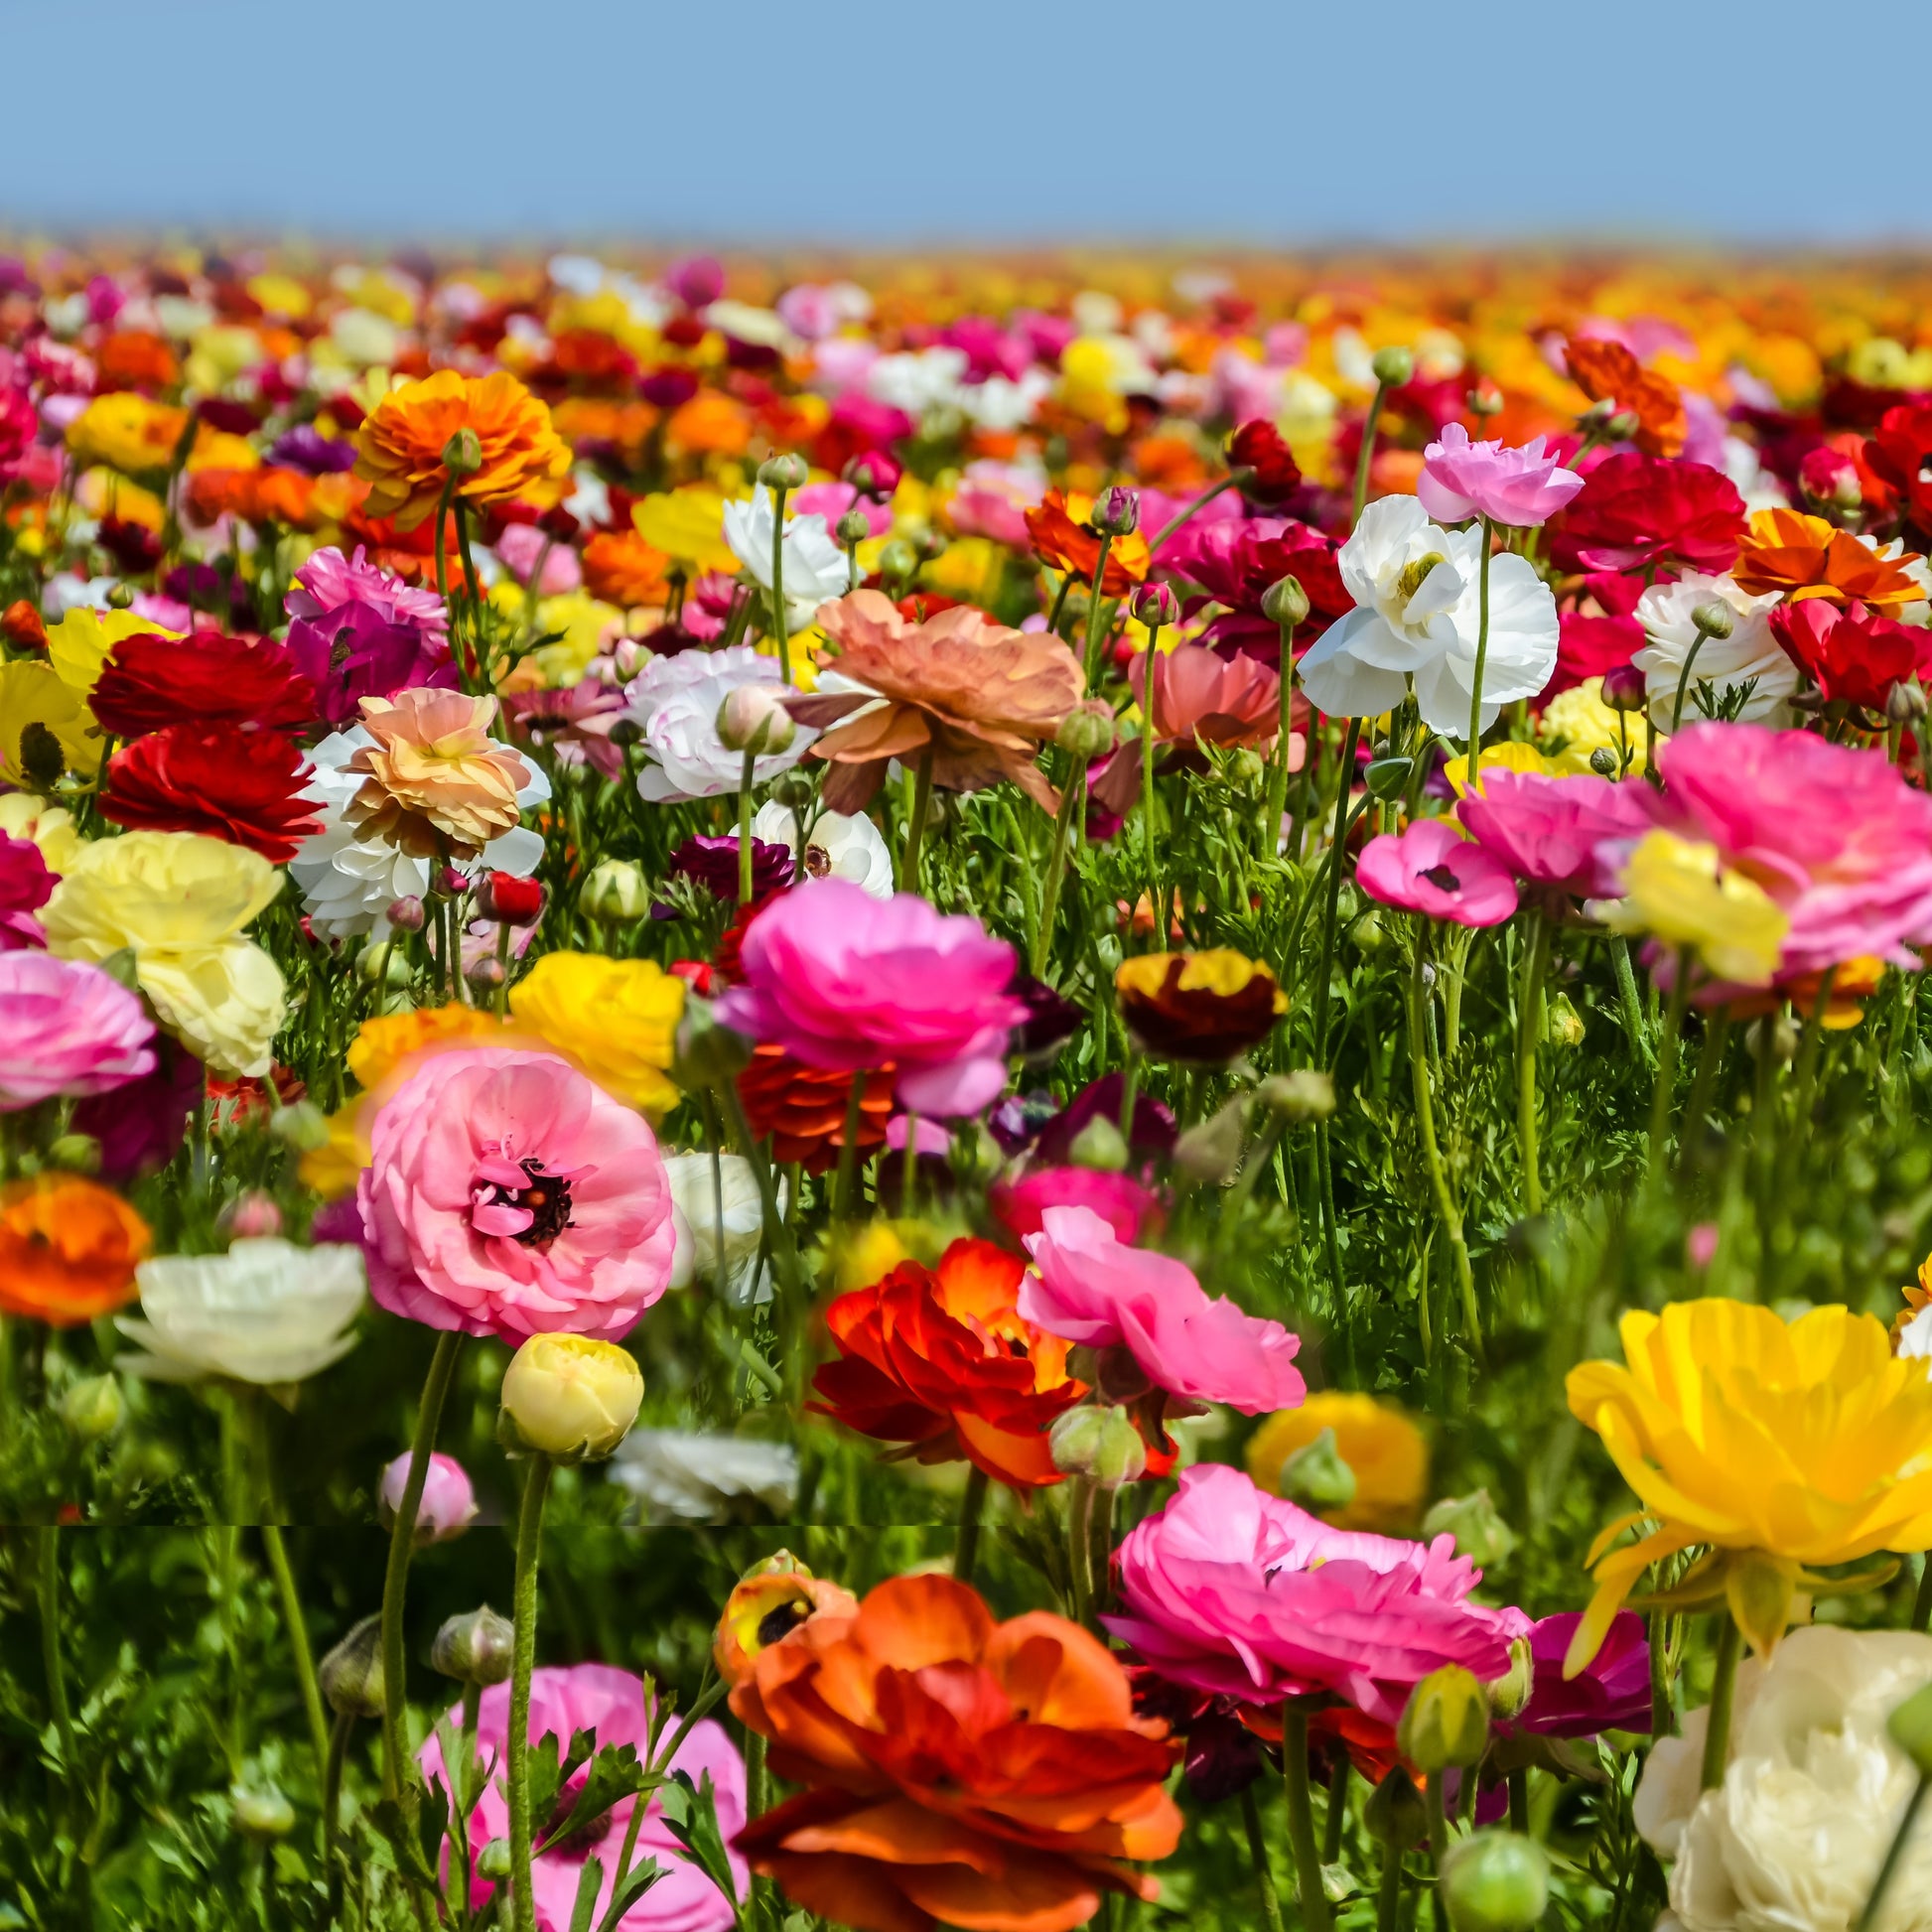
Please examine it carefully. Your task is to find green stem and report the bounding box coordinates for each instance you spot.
[1856,1772,1931,1932]
[1913,1556,1932,1633]
[1508,1767,1529,1836]
[508,1454,555,1932]
[769,484,791,687]
[38,1527,76,1797]
[1140,646,1162,935]
[737,747,757,907]
[323,1711,352,1919]
[832,1071,868,1226]
[1352,380,1392,529]
[900,749,934,894]
[1066,1475,1096,1626]
[492,920,512,1019]
[1238,1781,1287,1932]
[1610,935,1655,1066]
[1670,632,1710,737]
[1646,952,1695,1181]
[1410,928,1482,1363]
[1147,471,1247,555]
[1264,619,1299,850]
[1375,1839,1405,1932]
[1464,515,1495,790]
[1031,764,1083,978]
[1283,1706,1334,1932]
[1323,1756,1349,1864]
[1516,911,1551,1218]
[1081,538,1114,689]
[953,1463,990,1587]
[1311,717,1362,1065]
[432,475,458,646]
[263,1527,331,1804]
[1680,1005,1733,1165]
[1699,1613,1742,1792]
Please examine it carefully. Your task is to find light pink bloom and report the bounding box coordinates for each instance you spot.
[420,1666,746,1932]
[0,952,156,1110]
[715,880,1028,1117]
[1019,1204,1304,1415]
[793,481,892,539]
[495,522,583,595]
[286,543,449,640]
[1357,820,1520,927]
[355,1047,677,1344]
[1107,1463,1530,1724]
[946,460,1046,550]
[1456,768,1656,897]
[378,1450,478,1544]
[1418,424,1584,529]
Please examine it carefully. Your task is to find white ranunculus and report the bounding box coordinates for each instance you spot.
[117,1240,366,1386]
[1634,1625,1932,1932]
[866,346,971,416]
[664,1152,786,1306]
[625,645,815,804]
[959,369,1051,432]
[722,486,853,603]
[752,801,894,899]
[1632,571,1797,730]
[1899,1305,1932,1361]
[608,1430,799,1524]
[1296,494,1558,735]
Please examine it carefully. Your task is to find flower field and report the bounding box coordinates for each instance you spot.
[8,246,1932,1932]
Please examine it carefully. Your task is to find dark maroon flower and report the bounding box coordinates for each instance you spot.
[0,835,52,950]
[1032,1073,1176,1166]
[72,1044,204,1185]
[1007,974,1083,1063]
[1161,516,1351,658]
[667,834,794,901]
[1227,420,1303,504]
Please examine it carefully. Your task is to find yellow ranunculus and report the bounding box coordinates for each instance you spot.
[500,1333,643,1461]
[1246,1390,1431,1532]
[44,607,182,701]
[1443,739,1566,795]
[523,592,621,687]
[0,794,82,874]
[44,832,287,1077]
[1538,678,1652,775]
[345,1001,504,1093]
[298,1105,370,1202]
[1566,1301,1932,1674]
[507,952,685,1117]
[0,661,103,786]
[66,392,188,476]
[1594,830,1788,987]
[631,486,737,574]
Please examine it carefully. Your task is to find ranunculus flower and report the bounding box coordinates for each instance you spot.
[1592,829,1790,989]
[1227,417,1303,502]
[1357,820,1520,927]
[715,879,1028,1118]
[990,1165,1160,1245]
[610,1428,800,1524]
[500,1332,644,1458]
[99,722,324,863]
[1546,452,1747,575]
[1513,1612,1650,1739]
[355,1046,678,1344]
[735,1045,894,1173]
[507,952,686,1119]
[1114,949,1287,1061]
[287,601,456,726]
[751,801,894,898]
[73,1043,205,1185]
[1732,505,1926,611]
[0,832,53,949]
[1160,514,1350,654]
[116,1238,366,1381]
[666,834,794,902]
[622,643,815,804]
[1107,1463,1529,1725]
[346,688,534,860]
[1417,423,1584,528]
[0,1175,151,1327]
[1630,570,1798,729]
[0,952,155,1108]
[1131,643,1287,750]
[721,484,853,605]
[1024,487,1151,595]
[1564,337,1685,458]
[813,1238,1085,1490]
[1456,767,1657,898]
[89,629,316,738]
[663,1152,780,1305]
[378,1449,477,1543]
[1769,595,1928,708]
[1020,1203,1305,1415]
[420,1666,747,1932]
[1245,1391,1431,1533]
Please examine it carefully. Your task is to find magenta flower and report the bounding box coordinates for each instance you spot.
[355,1046,677,1344]
[286,543,448,636]
[1456,768,1656,898]
[1357,820,1520,927]
[714,879,1028,1117]
[1107,1463,1529,1725]
[378,1450,478,1545]
[1418,424,1585,529]
[0,952,156,1110]
[0,833,53,949]
[72,1046,203,1183]
[1019,1204,1304,1415]
[420,1666,746,1932]
[285,543,454,725]
[991,1165,1161,1245]
[1511,1611,1651,1739]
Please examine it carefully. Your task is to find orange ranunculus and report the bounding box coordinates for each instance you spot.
[581,528,670,608]
[353,370,571,531]
[737,1043,894,1173]
[0,1176,151,1326]
[1129,433,1209,494]
[813,1239,1085,1490]
[715,1552,861,1686]
[95,331,181,394]
[1564,338,1686,459]
[345,688,533,858]
[734,1573,1182,1932]
[1726,954,1886,1032]
[184,466,320,531]
[665,389,752,458]
[794,590,1085,814]
[550,396,659,461]
[1731,507,1926,612]
[1024,488,1150,594]
[345,999,506,1092]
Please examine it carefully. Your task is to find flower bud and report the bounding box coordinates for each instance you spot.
[1599,662,1648,713]
[231,1783,296,1841]
[672,995,754,1091]
[844,451,902,498]
[1484,1635,1537,1722]
[1588,746,1619,776]
[1466,382,1505,418]
[1748,1011,1800,1065]
[1690,601,1734,641]
[1280,1426,1357,1515]
[1089,485,1140,537]
[581,858,650,925]
[1048,1405,1148,1487]
[216,1190,283,1241]
[1888,1676,1932,1777]
[1364,756,1413,800]
[1068,1114,1130,1173]
[466,955,506,997]
[105,581,135,611]
[0,599,47,650]
[1421,1488,1518,1569]
[379,1449,478,1545]
[1544,992,1585,1048]
[878,536,918,583]
[478,871,545,927]
[757,452,810,492]
[1228,747,1266,789]
[1255,1069,1334,1124]
[1440,1833,1550,1932]
[1260,575,1310,628]
[1606,410,1641,442]
[1396,1665,1491,1772]
[1799,446,1862,510]
[1370,345,1415,388]
[60,1372,123,1444]
[1055,704,1117,761]
[1173,1097,1252,1185]
[1346,908,1388,954]
[477,1838,512,1882]
[269,1099,332,1152]
[442,428,483,478]
[834,508,872,548]
[45,1132,101,1174]
[608,715,644,749]
[320,1613,386,1718]
[1364,1766,1428,1848]
[385,894,427,933]
[716,683,796,757]
[432,1605,516,1686]
[1889,679,1928,725]
[499,1333,644,1463]
[1128,583,1178,629]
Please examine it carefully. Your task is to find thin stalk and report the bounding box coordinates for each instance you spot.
[1516,910,1551,1218]
[1650,1609,1677,1740]
[38,1528,76,1798]
[1856,1771,1931,1932]
[768,484,791,686]
[1264,618,1299,848]
[832,1071,868,1226]
[1352,379,1392,529]
[737,747,757,907]
[1610,935,1655,1065]
[1463,515,1496,791]
[1032,765,1083,977]
[1375,1841,1405,1932]
[1670,633,1711,736]
[1410,929,1482,1362]
[1311,717,1363,1065]
[1080,538,1115,689]
[1913,1555,1932,1633]
[508,1454,556,1932]
[953,1463,990,1587]
[1680,1005,1733,1164]
[899,749,934,894]
[1699,1613,1742,1791]
[263,1527,331,1803]
[1508,1767,1529,1836]
[1044,570,1074,639]
[492,921,512,1019]
[1238,1782,1287,1932]
[431,475,459,646]
[1066,1476,1096,1626]
[1140,677,1162,938]
[1646,953,1695,1181]
[1283,1705,1334,1932]
[1323,1757,1349,1864]
[323,1711,353,1915]
[1147,471,1247,555]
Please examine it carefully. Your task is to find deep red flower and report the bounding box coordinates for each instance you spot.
[1546,453,1746,575]
[1863,403,1932,537]
[1227,419,1302,504]
[89,631,316,740]
[476,872,544,926]
[99,725,322,862]
[1769,598,1928,709]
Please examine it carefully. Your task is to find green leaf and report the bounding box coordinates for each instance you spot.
[535,1740,656,1857]
[657,1771,742,1923]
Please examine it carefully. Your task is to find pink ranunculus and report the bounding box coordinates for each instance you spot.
[1455,768,1657,897]
[792,481,892,539]
[355,1047,677,1344]
[1018,1204,1304,1415]
[947,460,1047,550]
[990,1165,1161,1245]
[0,952,156,1110]
[1356,820,1520,927]
[1107,1463,1530,1725]
[1418,423,1585,529]
[494,521,583,595]
[0,833,53,948]
[1657,721,1932,978]
[420,1666,746,1932]
[714,879,1028,1118]
[378,1449,478,1545]
[286,542,449,639]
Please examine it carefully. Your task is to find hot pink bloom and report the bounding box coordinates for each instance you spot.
[991,1165,1161,1245]
[793,481,893,539]
[356,1047,677,1343]
[1657,722,1932,977]
[286,543,449,638]
[420,1666,746,1932]
[0,952,156,1110]
[947,460,1047,550]
[1107,1463,1529,1724]
[378,1450,478,1544]
[285,544,455,724]
[1456,768,1656,897]
[0,833,53,948]
[715,880,1029,1117]
[1019,1204,1303,1415]
[1357,820,1520,927]
[1418,424,1584,529]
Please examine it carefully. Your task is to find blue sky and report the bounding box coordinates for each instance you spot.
[7,0,1926,244]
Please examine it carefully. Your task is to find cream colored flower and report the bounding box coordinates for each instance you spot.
[500,1334,643,1461]
[664,1153,786,1306]
[0,793,83,873]
[609,1429,799,1524]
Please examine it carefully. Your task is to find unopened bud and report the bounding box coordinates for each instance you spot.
[442,428,483,478]
[61,1372,123,1444]
[1048,1405,1148,1486]
[834,508,871,548]
[269,1099,332,1152]
[320,1613,386,1719]
[1606,410,1641,442]
[1280,1426,1357,1515]
[477,871,544,927]
[1422,1488,1518,1570]
[432,1605,516,1686]
[716,684,796,756]
[465,955,505,996]
[1067,1114,1130,1173]
[105,582,135,611]
[1748,1012,1800,1066]
[1599,662,1648,713]
[581,858,650,924]
[1544,992,1585,1048]
[499,1332,644,1463]
[607,716,644,749]
[1260,574,1310,628]
[1588,746,1619,776]
[1364,756,1413,799]
[1055,705,1117,761]
[844,452,902,497]
[1889,679,1928,725]
[45,1132,101,1174]
[231,1784,296,1841]
[1370,345,1415,388]
[1128,583,1178,629]
[1173,1097,1251,1185]
[1440,1833,1551,1932]
[1396,1665,1491,1772]
[216,1190,284,1242]
[672,996,753,1091]
[1485,1635,1537,1722]
[385,895,427,933]
[1346,908,1388,953]
[1254,1069,1334,1123]
[877,537,918,584]
[757,453,810,492]
[1364,1767,1428,1848]
[1691,601,1734,641]
[1466,383,1505,418]
[1227,746,1266,788]
[1089,485,1140,537]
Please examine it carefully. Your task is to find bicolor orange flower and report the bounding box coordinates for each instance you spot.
[1731,507,1925,612]
[1115,950,1287,1061]
[734,1573,1182,1932]
[345,689,533,858]
[1024,489,1150,594]
[0,1176,151,1327]
[813,1239,1085,1490]
[715,1553,860,1686]
[1564,338,1686,459]
[353,370,571,530]
[737,1043,894,1174]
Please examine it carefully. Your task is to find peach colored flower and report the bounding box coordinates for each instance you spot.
[346,689,533,858]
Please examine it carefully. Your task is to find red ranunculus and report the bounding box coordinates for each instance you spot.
[1863,403,1932,538]
[1546,452,1746,575]
[1227,419,1302,504]
[99,724,323,862]
[476,871,544,926]
[1769,598,1928,710]
[89,630,316,739]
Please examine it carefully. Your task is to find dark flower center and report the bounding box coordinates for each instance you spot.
[757,1599,811,1648]
[803,843,832,878]
[1420,864,1461,892]
[481,1157,574,1246]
